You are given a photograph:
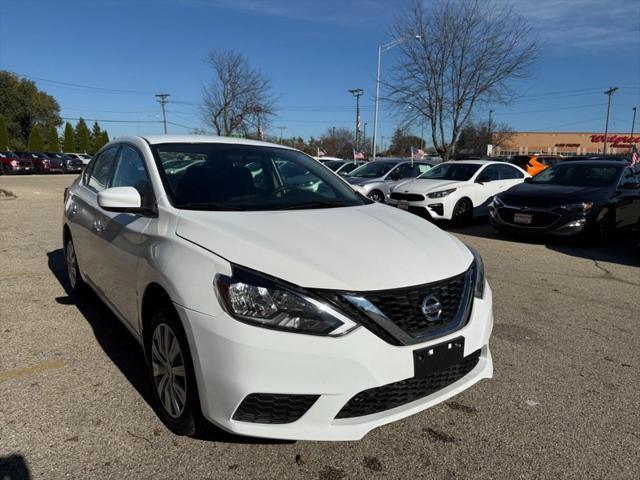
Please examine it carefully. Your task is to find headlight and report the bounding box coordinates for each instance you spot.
[10,160,18,166]
[490,196,503,208]
[427,188,456,199]
[467,246,485,299]
[214,266,358,336]
[554,202,593,213]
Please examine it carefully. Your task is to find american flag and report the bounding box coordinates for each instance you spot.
[317,147,327,157]
[631,143,639,166]
[353,149,365,160]
[411,147,425,160]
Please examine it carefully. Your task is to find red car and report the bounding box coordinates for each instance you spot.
[16,152,64,174]
[0,151,33,174]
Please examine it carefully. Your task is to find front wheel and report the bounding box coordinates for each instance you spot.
[593,210,615,243]
[367,190,385,203]
[452,198,473,226]
[146,307,201,436]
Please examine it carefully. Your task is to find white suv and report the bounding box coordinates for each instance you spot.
[62,135,493,441]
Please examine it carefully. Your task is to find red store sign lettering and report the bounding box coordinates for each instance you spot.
[590,134,640,144]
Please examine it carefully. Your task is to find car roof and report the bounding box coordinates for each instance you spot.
[552,160,627,167]
[138,134,298,151]
[447,160,495,165]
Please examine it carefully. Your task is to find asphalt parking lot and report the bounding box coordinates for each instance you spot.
[1,174,639,480]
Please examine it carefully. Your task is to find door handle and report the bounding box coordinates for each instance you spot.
[93,219,105,233]
[69,204,78,216]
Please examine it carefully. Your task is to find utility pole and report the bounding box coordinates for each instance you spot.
[349,88,364,151]
[277,126,286,144]
[602,87,618,155]
[155,93,170,134]
[363,122,368,154]
[631,107,637,141]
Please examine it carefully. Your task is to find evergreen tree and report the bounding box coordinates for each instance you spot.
[75,118,91,153]
[89,121,102,154]
[63,122,75,152]
[0,116,9,150]
[27,125,45,151]
[47,126,60,152]
[100,130,109,149]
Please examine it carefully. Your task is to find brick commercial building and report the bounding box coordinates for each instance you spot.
[493,132,638,157]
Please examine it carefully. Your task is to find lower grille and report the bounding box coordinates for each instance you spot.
[335,350,481,419]
[391,192,424,201]
[428,203,444,216]
[497,207,560,228]
[232,393,319,424]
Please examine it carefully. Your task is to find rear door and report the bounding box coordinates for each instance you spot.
[497,164,526,191]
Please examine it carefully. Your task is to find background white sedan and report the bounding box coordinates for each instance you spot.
[388,160,529,224]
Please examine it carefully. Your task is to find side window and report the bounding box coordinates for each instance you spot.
[498,164,524,179]
[395,164,414,178]
[111,145,152,200]
[417,164,432,175]
[480,165,500,181]
[85,147,119,192]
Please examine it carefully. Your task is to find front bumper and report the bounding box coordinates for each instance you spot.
[489,205,591,236]
[176,283,493,441]
[387,198,450,220]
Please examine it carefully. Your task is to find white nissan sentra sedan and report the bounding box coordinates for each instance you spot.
[62,135,493,441]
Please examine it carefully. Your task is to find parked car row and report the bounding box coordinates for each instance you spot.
[0,151,89,175]
[365,157,640,242]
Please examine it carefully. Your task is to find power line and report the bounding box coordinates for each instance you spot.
[14,72,155,95]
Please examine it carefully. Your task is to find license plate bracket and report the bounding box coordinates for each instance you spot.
[513,213,533,224]
[413,337,465,377]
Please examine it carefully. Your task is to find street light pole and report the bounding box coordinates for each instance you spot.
[372,35,422,162]
[349,88,364,150]
[630,107,637,140]
[155,93,170,134]
[602,87,618,155]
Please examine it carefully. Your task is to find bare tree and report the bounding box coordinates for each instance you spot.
[456,119,514,157]
[386,1,536,160]
[201,50,276,136]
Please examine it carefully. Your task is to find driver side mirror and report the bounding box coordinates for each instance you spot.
[389,171,401,180]
[524,177,533,183]
[98,186,144,213]
[475,176,491,184]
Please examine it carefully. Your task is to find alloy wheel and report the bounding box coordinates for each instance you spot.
[66,241,77,290]
[368,191,384,202]
[151,324,187,418]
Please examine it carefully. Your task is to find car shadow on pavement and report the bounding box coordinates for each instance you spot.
[46,248,292,445]
[0,454,31,480]
[441,218,640,269]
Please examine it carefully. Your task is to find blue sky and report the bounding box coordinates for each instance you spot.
[1,0,639,146]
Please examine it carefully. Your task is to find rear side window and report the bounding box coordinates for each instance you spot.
[85,147,119,192]
[498,164,524,179]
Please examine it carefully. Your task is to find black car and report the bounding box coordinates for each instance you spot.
[489,161,640,241]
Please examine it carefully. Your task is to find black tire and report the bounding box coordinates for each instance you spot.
[64,237,86,295]
[368,190,385,203]
[593,209,615,243]
[1,164,10,175]
[145,306,201,436]
[34,165,43,175]
[452,198,473,226]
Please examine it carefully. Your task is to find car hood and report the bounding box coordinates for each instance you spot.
[345,176,384,186]
[176,203,473,291]
[392,179,462,194]
[499,182,609,207]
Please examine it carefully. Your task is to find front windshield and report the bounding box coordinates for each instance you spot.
[349,161,397,178]
[531,164,621,187]
[419,163,481,181]
[152,143,369,211]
